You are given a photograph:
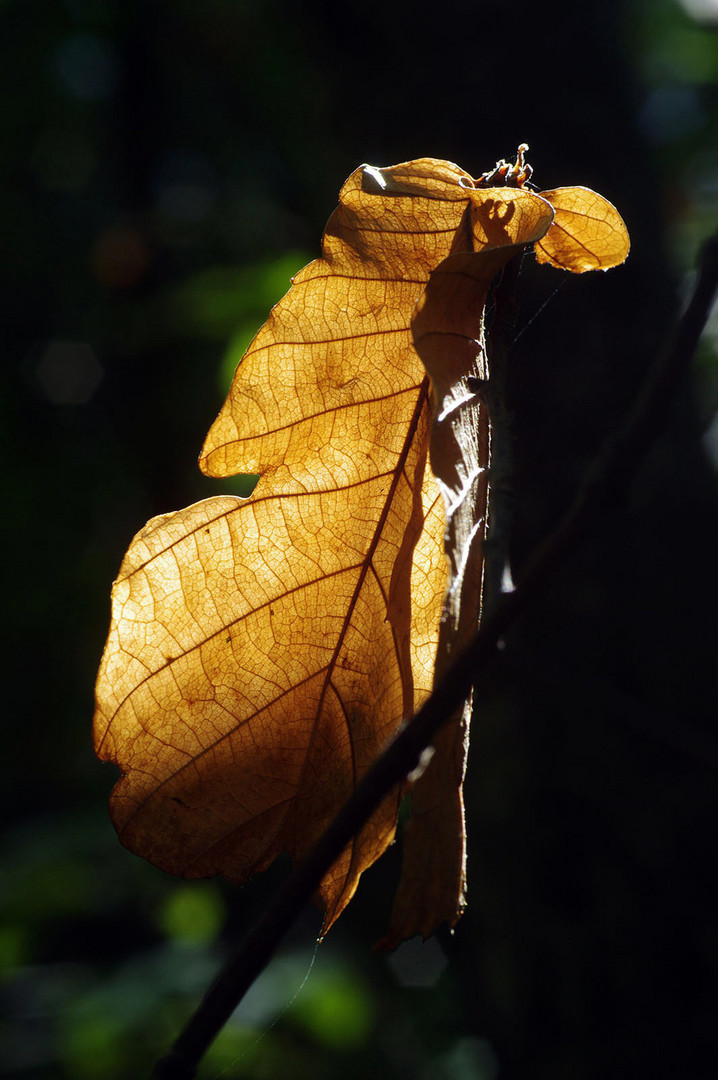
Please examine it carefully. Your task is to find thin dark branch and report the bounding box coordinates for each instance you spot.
[483,254,522,610]
[151,234,718,1080]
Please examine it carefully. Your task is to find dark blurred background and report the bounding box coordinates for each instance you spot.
[2,1,718,1077]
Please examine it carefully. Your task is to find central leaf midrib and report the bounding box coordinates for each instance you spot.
[296,376,431,810]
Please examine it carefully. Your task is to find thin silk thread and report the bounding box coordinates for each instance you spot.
[208,926,324,1080]
[511,280,567,346]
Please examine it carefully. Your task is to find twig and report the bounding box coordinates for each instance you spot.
[483,254,522,610]
[151,233,718,1080]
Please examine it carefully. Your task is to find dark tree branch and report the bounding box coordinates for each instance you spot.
[151,234,718,1080]
[483,254,522,611]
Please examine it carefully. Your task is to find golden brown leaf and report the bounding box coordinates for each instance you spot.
[95,158,497,931]
[535,186,630,272]
[94,151,628,944]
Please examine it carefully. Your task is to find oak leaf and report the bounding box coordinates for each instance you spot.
[95,152,629,941]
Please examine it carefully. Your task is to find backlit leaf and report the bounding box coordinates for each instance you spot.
[95,152,629,941]
[535,186,630,272]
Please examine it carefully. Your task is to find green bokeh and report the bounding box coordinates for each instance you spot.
[156,884,226,947]
[291,970,374,1050]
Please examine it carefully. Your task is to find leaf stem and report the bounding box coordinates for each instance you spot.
[150,233,718,1080]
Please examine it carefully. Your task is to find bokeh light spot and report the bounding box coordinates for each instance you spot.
[387,933,448,987]
[677,0,718,24]
[35,342,103,405]
[54,34,118,100]
[639,85,706,143]
[293,972,373,1049]
[156,883,226,946]
[90,224,152,290]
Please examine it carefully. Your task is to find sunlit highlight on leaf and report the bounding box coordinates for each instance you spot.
[94,151,630,942]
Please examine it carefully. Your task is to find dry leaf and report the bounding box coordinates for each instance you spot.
[96,158,482,930]
[378,202,555,948]
[95,151,629,942]
[535,186,630,272]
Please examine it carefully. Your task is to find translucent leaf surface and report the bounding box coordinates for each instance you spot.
[96,159,481,929]
[535,186,630,272]
[95,153,629,941]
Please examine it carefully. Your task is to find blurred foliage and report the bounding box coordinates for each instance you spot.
[2,0,717,1078]
[629,0,718,268]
